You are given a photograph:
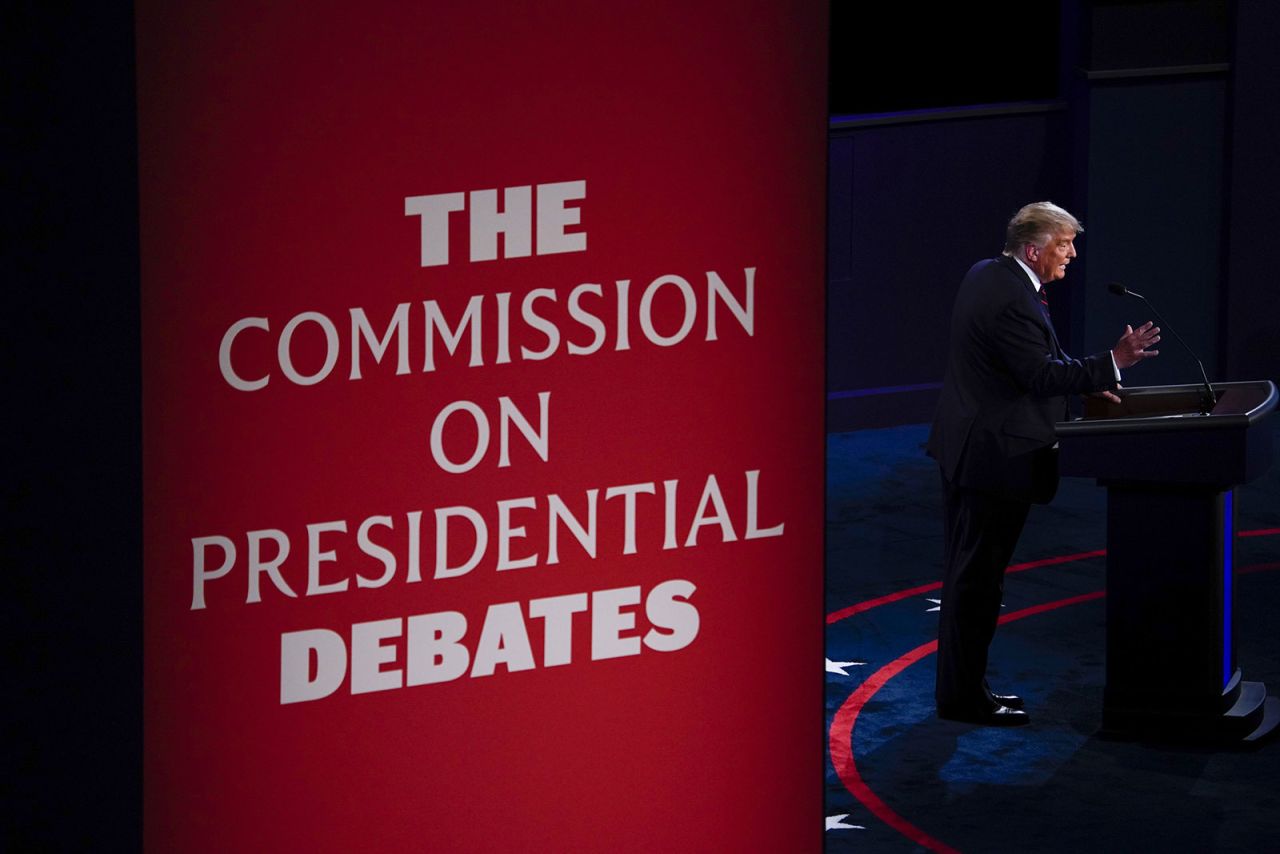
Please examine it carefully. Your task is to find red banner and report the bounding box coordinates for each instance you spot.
[139,3,826,850]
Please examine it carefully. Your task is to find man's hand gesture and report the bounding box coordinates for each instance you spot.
[1112,321,1160,370]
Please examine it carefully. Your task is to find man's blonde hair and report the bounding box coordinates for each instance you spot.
[1004,201,1083,253]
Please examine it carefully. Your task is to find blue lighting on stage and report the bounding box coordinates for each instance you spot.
[1223,490,1234,690]
[828,382,942,400]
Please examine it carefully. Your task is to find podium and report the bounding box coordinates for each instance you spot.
[1056,380,1279,743]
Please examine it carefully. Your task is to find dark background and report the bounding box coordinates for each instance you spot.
[827,0,1279,430]
[9,0,1279,847]
[9,4,142,849]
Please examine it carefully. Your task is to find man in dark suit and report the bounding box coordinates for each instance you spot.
[927,201,1160,726]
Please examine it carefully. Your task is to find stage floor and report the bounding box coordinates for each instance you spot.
[825,423,1280,852]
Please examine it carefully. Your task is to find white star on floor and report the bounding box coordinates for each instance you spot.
[826,813,866,831]
[826,658,866,676]
[926,597,1003,612]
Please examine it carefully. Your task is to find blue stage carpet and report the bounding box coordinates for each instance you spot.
[825,423,1280,852]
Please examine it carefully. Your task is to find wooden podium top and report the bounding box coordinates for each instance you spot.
[1059,380,1277,437]
[1056,380,1276,487]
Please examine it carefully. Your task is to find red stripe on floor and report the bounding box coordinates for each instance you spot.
[826,581,943,625]
[827,527,1275,626]
[829,591,1105,853]
[825,521,1276,843]
[826,549,1106,625]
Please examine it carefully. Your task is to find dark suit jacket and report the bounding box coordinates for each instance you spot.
[926,254,1117,503]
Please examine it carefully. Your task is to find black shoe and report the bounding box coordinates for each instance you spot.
[937,703,1030,727]
[991,692,1024,710]
[982,679,1025,710]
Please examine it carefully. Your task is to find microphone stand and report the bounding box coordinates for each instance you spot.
[1107,283,1217,415]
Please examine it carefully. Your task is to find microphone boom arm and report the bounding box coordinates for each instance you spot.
[1107,283,1217,414]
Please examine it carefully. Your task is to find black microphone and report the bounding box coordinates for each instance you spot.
[1108,282,1217,413]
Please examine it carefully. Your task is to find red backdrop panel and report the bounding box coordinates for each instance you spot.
[138,3,826,850]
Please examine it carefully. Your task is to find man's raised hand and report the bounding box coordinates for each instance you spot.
[1112,321,1160,369]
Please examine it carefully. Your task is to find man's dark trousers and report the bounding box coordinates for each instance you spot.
[936,474,1031,712]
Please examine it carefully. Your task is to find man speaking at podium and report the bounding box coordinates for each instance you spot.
[927,201,1161,726]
